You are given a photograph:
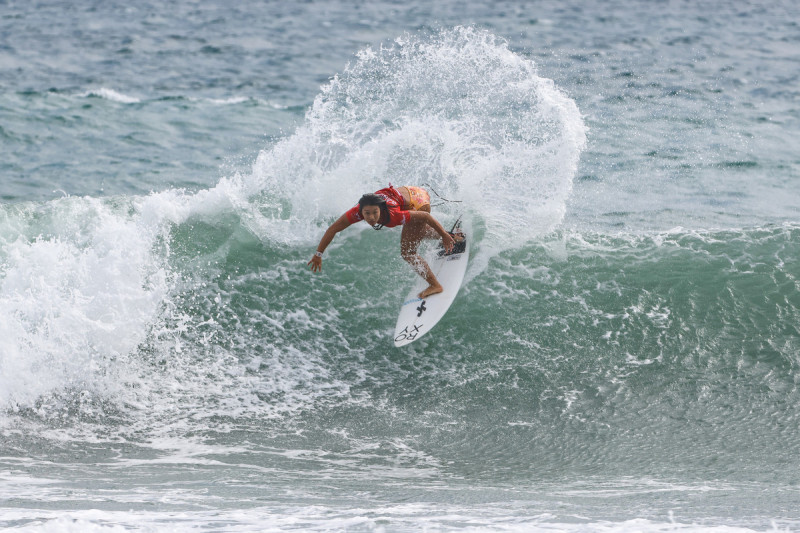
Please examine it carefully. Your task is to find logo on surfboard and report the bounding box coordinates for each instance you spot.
[395,324,423,342]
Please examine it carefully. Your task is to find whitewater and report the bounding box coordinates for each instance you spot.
[2,1,799,531]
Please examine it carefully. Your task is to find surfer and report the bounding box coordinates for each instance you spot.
[308,185,457,298]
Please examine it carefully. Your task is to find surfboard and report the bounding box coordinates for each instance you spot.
[393,223,469,347]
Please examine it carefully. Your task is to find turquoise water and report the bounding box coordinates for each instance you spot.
[1,1,800,531]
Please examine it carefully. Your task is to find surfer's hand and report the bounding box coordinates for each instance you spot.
[308,255,322,272]
[442,232,455,253]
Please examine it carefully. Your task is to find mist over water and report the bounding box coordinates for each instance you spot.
[1,2,799,531]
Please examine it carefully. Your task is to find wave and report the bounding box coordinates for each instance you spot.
[83,87,142,104]
[2,174,799,481]
[5,88,283,108]
[12,27,797,451]
[3,511,793,533]
[3,196,798,415]
[82,88,256,106]
[3,26,797,436]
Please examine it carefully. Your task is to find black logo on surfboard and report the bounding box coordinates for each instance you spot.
[416,300,427,317]
[395,324,423,342]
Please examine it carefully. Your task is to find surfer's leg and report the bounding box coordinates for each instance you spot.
[401,216,444,299]
[410,201,440,240]
[410,200,462,243]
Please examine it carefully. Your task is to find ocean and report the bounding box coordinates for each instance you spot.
[1,0,799,531]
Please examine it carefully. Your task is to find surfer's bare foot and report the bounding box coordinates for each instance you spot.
[418,283,443,299]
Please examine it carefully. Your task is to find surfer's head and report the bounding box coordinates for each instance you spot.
[358,193,388,229]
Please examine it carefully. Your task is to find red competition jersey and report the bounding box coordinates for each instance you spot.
[344,186,411,227]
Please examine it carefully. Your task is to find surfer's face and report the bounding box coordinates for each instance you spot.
[361,205,381,226]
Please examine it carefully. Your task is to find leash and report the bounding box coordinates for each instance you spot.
[423,183,462,208]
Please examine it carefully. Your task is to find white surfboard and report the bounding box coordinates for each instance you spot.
[393,225,469,347]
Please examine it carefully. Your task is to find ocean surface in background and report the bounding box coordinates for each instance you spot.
[1,1,800,531]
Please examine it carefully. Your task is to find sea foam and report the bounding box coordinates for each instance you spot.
[245,27,586,266]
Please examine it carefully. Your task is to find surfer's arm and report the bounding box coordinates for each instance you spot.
[408,211,455,253]
[308,214,352,272]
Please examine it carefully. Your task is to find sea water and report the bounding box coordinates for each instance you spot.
[1,1,799,531]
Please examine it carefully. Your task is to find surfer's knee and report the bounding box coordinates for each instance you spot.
[401,248,417,263]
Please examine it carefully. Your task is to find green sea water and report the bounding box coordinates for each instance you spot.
[2,3,800,531]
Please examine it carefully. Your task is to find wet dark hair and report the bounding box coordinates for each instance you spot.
[358,193,389,230]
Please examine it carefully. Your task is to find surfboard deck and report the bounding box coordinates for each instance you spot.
[393,226,469,347]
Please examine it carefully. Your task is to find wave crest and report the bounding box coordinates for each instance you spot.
[247,27,586,257]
